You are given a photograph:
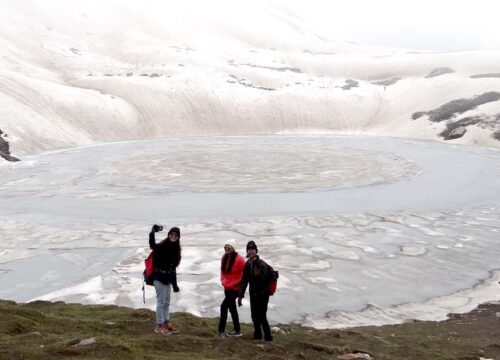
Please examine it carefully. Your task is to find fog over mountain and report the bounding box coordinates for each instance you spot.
[1,0,499,157]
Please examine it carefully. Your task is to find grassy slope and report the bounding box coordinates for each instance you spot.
[0,300,499,360]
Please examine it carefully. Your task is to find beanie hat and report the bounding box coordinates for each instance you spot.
[224,238,237,251]
[246,240,258,253]
[168,227,181,239]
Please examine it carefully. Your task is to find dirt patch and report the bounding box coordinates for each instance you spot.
[470,73,500,79]
[425,67,455,78]
[372,78,402,86]
[412,92,500,122]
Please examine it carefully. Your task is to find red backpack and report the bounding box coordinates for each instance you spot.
[143,251,155,286]
[267,264,279,296]
[142,251,155,303]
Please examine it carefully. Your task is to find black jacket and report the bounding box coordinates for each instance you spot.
[149,231,180,287]
[238,256,269,298]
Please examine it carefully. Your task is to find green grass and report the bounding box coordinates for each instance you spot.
[0,300,498,360]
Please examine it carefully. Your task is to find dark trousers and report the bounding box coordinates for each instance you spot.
[218,289,240,333]
[250,293,272,340]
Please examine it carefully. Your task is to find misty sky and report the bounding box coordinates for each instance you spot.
[283,0,500,51]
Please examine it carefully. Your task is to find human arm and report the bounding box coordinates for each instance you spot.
[172,270,179,292]
[229,255,245,289]
[237,261,250,305]
[149,225,161,251]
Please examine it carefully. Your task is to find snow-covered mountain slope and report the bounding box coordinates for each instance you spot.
[1,0,500,156]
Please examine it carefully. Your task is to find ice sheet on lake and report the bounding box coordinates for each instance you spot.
[0,135,499,328]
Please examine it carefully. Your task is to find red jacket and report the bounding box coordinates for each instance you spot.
[220,253,245,291]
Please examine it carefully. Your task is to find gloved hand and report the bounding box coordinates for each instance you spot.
[173,285,180,293]
[237,297,243,307]
[152,224,162,232]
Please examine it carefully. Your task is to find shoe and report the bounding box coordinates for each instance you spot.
[252,337,263,341]
[166,323,179,334]
[226,330,242,337]
[158,324,170,335]
[215,331,226,339]
[154,325,162,333]
[264,336,273,342]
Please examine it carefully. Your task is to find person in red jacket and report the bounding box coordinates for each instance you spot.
[216,239,245,339]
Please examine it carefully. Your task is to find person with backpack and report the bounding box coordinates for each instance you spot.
[149,224,181,334]
[238,240,273,342]
[215,239,245,339]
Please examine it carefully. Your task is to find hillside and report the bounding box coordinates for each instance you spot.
[1,299,499,360]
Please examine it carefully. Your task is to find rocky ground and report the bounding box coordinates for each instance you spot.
[0,129,19,162]
[0,299,498,360]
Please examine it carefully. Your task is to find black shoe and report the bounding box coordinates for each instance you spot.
[264,336,273,342]
[252,337,263,341]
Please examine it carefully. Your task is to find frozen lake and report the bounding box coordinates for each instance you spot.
[0,135,499,328]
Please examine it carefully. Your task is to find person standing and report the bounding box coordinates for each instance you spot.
[149,224,181,334]
[216,239,245,339]
[238,240,273,342]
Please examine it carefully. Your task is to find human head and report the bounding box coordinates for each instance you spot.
[167,227,180,242]
[224,239,237,254]
[246,240,258,259]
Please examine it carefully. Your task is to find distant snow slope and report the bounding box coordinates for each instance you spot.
[1,0,500,156]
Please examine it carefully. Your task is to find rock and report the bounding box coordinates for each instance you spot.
[338,353,373,360]
[412,111,427,120]
[27,331,43,337]
[0,152,20,161]
[271,326,286,334]
[493,130,500,141]
[341,79,359,90]
[76,337,96,346]
[0,132,20,162]
[448,126,467,140]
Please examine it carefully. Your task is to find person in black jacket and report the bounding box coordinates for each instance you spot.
[149,225,181,334]
[238,240,273,341]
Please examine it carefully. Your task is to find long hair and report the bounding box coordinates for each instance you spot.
[221,252,237,274]
[161,238,181,268]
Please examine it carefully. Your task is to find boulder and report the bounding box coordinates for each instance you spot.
[448,126,467,140]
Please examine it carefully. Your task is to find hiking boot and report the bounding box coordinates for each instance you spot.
[154,324,162,333]
[264,336,273,342]
[214,331,226,339]
[226,330,242,337]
